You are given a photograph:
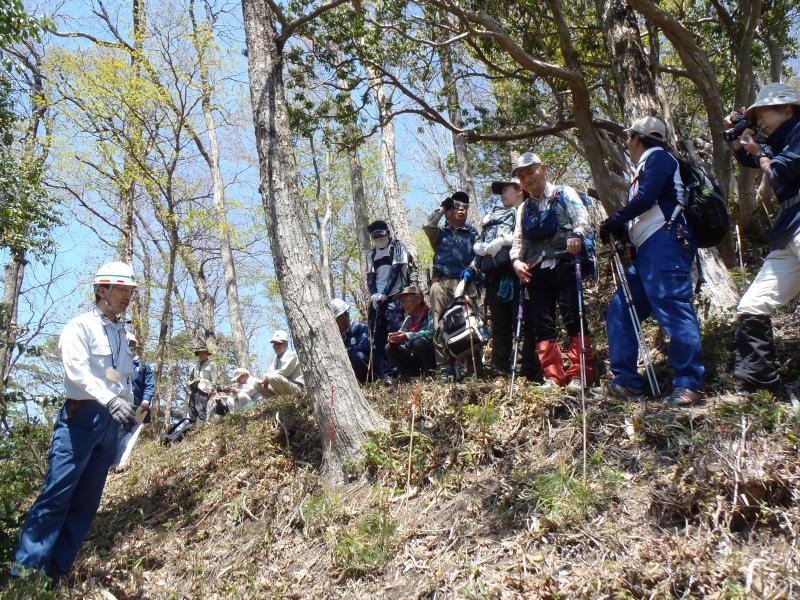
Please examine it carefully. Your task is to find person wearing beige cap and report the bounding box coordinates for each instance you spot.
[187,345,220,423]
[599,115,704,406]
[385,285,436,378]
[509,152,594,391]
[726,82,800,396]
[259,330,304,397]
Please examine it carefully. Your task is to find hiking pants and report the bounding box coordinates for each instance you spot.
[486,274,540,376]
[14,400,119,576]
[263,374,303,397]
[347,350,370,383]
[526,259,586,342]
[188,388,208,422]
[734,230,800,387]
[607,226,704,392]
[385,336,437,377]
[368,299,405,379]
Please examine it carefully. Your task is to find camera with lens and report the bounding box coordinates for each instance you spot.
[724,111,755,142]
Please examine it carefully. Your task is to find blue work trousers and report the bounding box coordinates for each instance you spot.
[606,226,704,392]
[14,400,119,575]
[368,299,405,379]
[348,350,371,383]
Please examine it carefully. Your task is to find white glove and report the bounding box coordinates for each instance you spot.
[473,241,488,256]
[371,293,386,308]
[485,237,505,257]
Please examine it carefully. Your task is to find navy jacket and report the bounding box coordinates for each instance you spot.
[424,210,478,278]
[132,359,154,407]
[342,321,371,355]
[735,115,800,250]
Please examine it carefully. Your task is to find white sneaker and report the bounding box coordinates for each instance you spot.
[536,379,560,390]
[565,379,584,394]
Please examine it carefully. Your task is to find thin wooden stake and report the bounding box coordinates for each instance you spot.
[406,383,420,489]
[329,383,334,454]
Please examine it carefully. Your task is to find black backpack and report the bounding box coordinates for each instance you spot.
[159,418,195,445]
[674,159,729,248]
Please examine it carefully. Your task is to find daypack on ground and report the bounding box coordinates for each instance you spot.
[159,417,195,445]
[675,158,729,248]
[440,296,487,360]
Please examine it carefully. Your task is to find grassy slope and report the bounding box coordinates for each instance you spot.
[4,307,800,599]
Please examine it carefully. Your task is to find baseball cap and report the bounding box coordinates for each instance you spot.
[511,152,543,176]
[624,116,667,141]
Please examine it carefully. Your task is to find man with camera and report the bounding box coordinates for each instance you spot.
[726,83,800,396]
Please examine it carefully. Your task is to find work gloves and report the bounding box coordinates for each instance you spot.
[371,293,386,309]
[107,397,137,429]
[599,218,627,245]
[473,241,488,256]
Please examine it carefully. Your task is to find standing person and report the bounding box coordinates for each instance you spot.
[12,262,140,579]
[127,331,154,422]
[260,330,304,396]
[187,345,219,423]
[726,83,800,397]
[599,116,704,405]
[423,191,481,382]
[366,219,410,384]
[510,153,595,391]
[475,177,540,380]
[385,285,436,378]
[331,299,372,383]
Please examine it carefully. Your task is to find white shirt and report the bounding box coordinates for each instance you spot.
[238,376,263,403]
[60,306,135,406]
[627,147,684,248]
[268,348,304,386]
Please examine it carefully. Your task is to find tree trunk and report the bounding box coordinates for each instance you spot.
[179,250,217,351]
[241,0,387,481]
[191,0,250,370]
[371,79,416,256]
[116,181,135,262]
[347,144,372,282]
[150,226,177,429]
[0,251,25,401]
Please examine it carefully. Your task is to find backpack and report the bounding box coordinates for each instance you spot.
[673,159,729,248]
[523,186,598,279]
[440,296,487,360]
[159,417,195,445]
[369,238,422,290]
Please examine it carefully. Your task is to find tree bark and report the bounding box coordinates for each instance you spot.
[241,0,387,481]
[179,249,217,351]
[150,223,178,429]
[347,144,372,282]
[0,251,25,401]
[371,79,416,256]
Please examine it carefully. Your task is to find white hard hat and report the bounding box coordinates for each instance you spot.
[126,331,138,345]
[745,83,800,120]
[511,152,543,176]
[94,261,137,287]
[330,298,349,318]
[271,330,289,343]
[231,367,251,381]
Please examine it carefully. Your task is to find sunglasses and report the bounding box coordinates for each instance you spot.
[451,200,469,211]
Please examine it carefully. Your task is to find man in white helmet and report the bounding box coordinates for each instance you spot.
[12,261,140,579]
[726,82,800,397]
[259,330,304,396]
[331,298,372,383]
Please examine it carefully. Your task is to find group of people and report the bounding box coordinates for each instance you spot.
[10,83,799,582]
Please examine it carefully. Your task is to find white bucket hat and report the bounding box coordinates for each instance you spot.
[744,83,800,120]
[231,367,251,381]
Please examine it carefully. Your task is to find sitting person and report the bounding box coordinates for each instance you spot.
[260,330,304,396]
[224,367,263,411]
[385,285,436,378]
[331,298,372,383]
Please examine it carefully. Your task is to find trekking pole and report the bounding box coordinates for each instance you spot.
[609,235,661,398]
[508,290,525,403]
[574,255,588,484]
[735,224,747,287]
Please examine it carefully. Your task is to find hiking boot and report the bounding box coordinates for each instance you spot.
[667,387,702,407]
[603,382,644,402]
[535,378,560,391]
[440,366,456,383]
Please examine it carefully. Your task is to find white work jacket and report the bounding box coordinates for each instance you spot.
[60,306,135,406]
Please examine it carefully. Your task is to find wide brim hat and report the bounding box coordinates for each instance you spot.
[511,152,543,176]
[231,367,251,381]
[744,83,800,120]
[394,284,424,299]
[192,346,212,356]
